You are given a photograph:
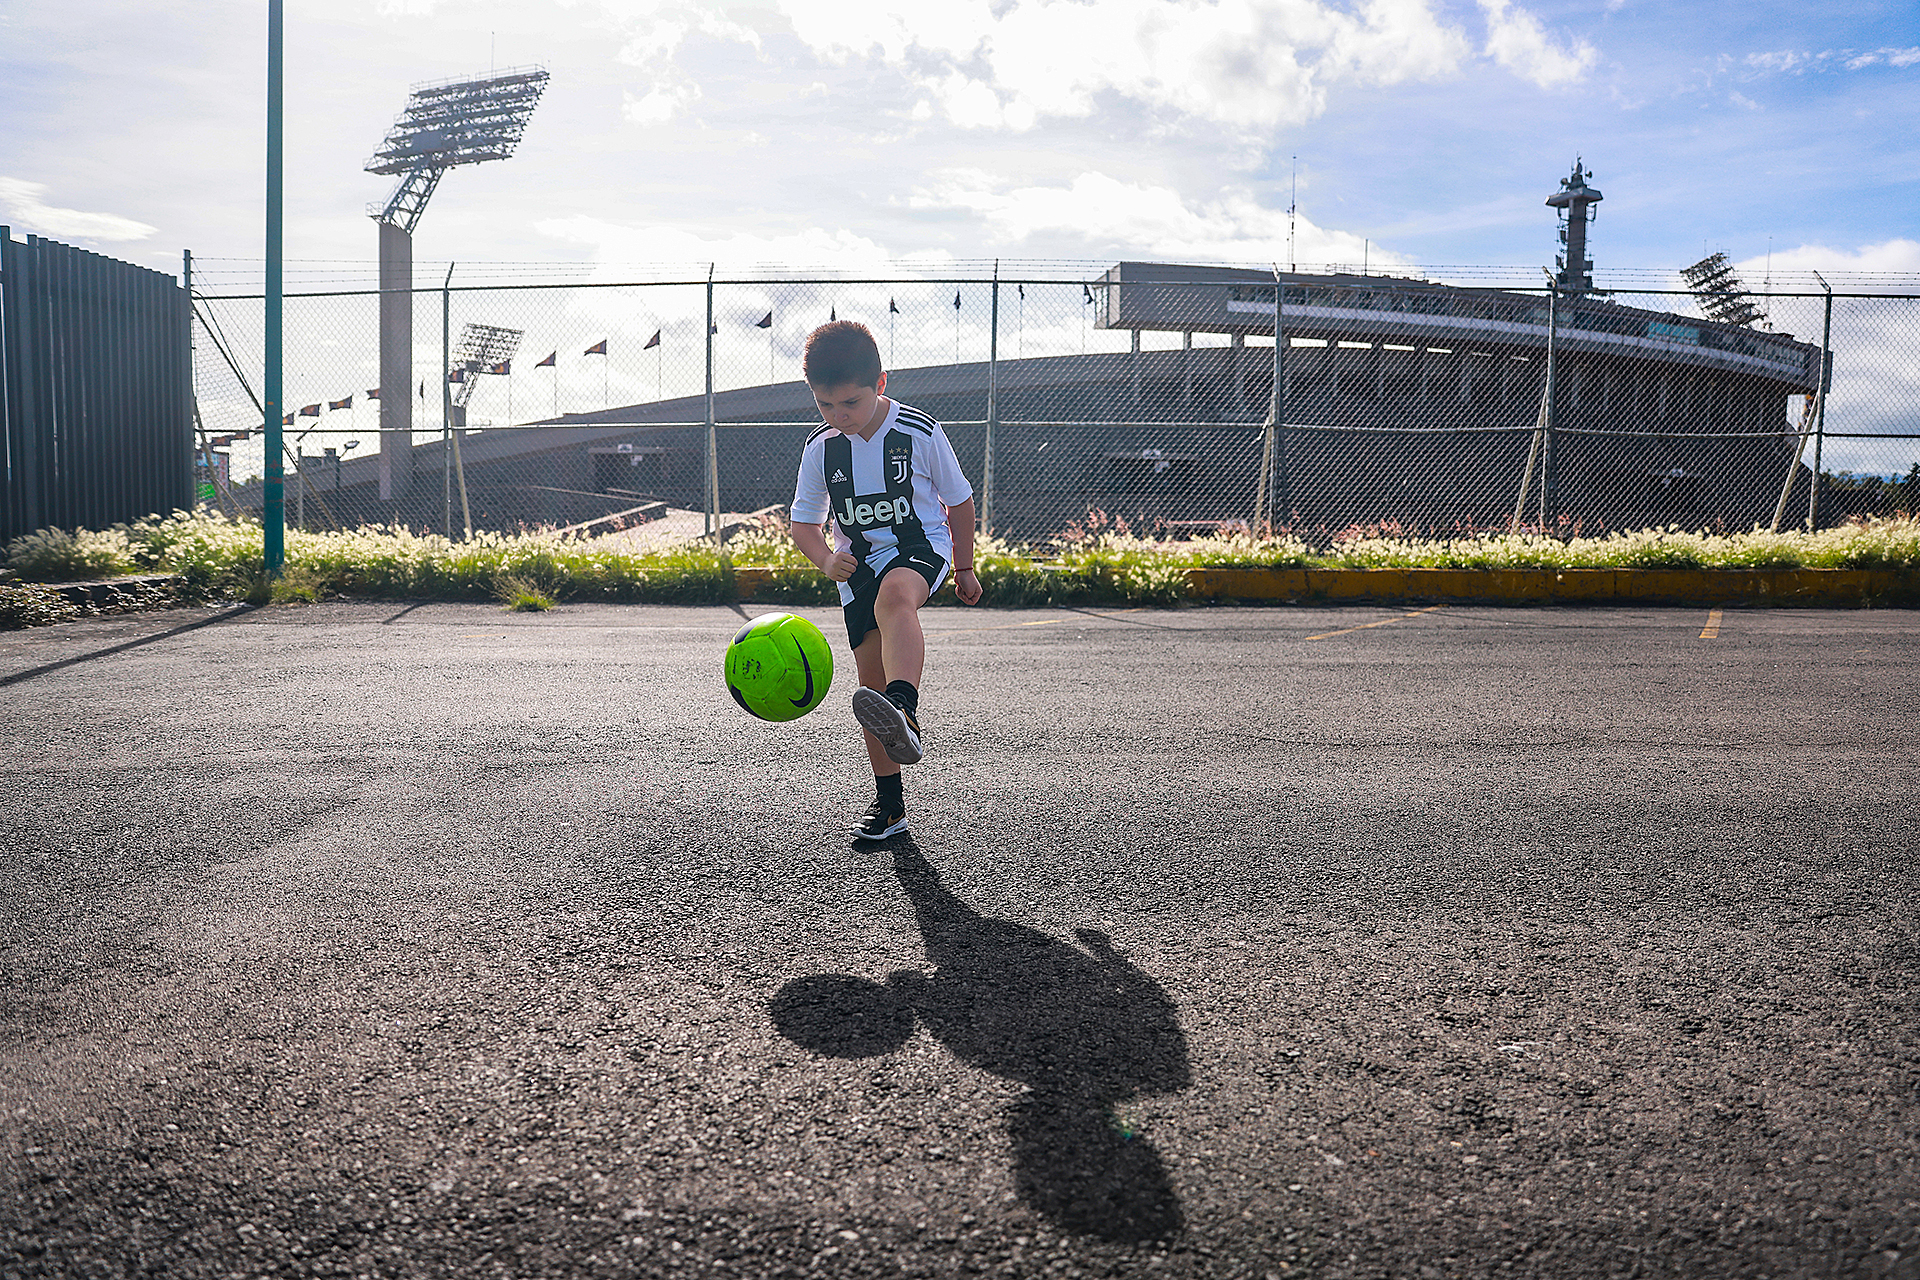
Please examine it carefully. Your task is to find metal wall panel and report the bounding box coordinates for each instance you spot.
[0,229,191,542]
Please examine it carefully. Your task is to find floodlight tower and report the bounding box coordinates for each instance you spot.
[364,67,548,499]
[1545,157,1603,293]
[448,322,524,424]
[1680,252,1763,328]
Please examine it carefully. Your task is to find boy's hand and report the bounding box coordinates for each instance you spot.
[822,551,859,583]
[954,569,982,605]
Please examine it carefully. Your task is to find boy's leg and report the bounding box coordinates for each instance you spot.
[871,564,931,685]
[851,630,898,779]
[852,565,933,767]
[850,629,907,839]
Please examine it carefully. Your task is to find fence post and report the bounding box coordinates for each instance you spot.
[1263,265,1289,531]
[1541,283,1560,531]
[183,249,196,509]
[983,264,998,539]
[1808,275,1832,532]
[263,0,285,575]
[704,264,717,541]
[442,263,453,538]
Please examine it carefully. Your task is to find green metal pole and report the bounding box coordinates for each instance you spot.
[443,263,453,538]
[262,0,284,575]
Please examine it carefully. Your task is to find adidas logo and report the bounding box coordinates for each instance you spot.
[831,469,848,482]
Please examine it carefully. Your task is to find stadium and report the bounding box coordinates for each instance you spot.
[237,256,1828,543]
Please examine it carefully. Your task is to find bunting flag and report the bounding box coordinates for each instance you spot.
[585,339,608,355]
[282,412,295,426]
[448,369,467,384]
[534,351,556,368]
[755,311,773,329]
[299,403,321,417]
[1083,283,1094,303]
[1018,284,1025,300]
[830,306,836,322]
[953,291,962,310]
[366,388,380,399]
[418,380,425,399]
[328,396,352,411]
[888,298,898,314]
[709,322,718,335]
[643,330,661,350]
[488,360,512,376]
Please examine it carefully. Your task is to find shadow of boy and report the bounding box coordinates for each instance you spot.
[771,838,1192,1242]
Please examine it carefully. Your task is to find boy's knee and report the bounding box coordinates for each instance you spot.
[875,571,927,613]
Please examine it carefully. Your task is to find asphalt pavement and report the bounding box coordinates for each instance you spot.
[2,599,1916,1279]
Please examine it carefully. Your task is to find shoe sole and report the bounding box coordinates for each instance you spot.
[851,814,909,841]
[852,688,923,765]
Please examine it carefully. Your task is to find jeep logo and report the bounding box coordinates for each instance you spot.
[838,496,908,529]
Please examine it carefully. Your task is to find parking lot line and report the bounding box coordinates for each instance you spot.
[1700,609,1723,640]
[1306,604,1447,641]
[930,607,1146,636]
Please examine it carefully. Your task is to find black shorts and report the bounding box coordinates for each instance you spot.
[843,551,948,649]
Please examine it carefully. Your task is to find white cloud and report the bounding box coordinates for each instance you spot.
[0,177,156,242]
[623,83,700,124]
[770,0,1470,138]
[908,170,1406,267]
[1729,91,1760,110]
[598,1,762,125]
[1745,49,1804,72]
[534,214,932,276]
[1847,46,1920,69]
[1741,238,1920,278]
[1478,0,1595,88]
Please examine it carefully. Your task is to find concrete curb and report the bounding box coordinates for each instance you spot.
[737,564,1916,607]
[1185,566,1918,607]
[13,573,185,607]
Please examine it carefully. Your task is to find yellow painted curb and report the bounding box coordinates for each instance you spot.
[1184,566,1914,607]
[733,567,774,600]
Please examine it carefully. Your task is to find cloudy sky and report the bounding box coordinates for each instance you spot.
[3,0,1916,288]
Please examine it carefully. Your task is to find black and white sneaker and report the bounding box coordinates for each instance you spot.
[853,688,923,765]
[852,799,908,841]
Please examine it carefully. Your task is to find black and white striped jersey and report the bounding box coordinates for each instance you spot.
[791,399,974,605]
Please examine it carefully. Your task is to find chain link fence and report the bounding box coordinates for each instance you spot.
[191,266,1919,549]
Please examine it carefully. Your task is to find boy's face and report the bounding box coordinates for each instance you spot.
[810,371,888,435]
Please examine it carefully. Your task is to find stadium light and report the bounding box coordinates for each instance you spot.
[365,68,549,234]
[363,67,548,504]
[450,323,524,411]
[1681,252,1764,329]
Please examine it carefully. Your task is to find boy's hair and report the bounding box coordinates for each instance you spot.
[803,321,883,389]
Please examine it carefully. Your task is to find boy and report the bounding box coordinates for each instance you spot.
[788,321,983,841]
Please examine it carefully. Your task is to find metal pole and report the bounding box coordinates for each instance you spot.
[704,264,717,541]
[983,263,998,539]
[442,262,453,538]
[451,425,472,539]
[263,0,284,575]
[1808,275,1832,532]
[1542,284,1560,531]
[183,249,196,507]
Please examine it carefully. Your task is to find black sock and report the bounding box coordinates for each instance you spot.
[876,772,904,809]
[885,679,919,716]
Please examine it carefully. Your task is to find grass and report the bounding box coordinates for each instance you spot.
[1,508,1914,628]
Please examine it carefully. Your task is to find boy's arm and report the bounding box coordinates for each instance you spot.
[945,498,981,605]
[790,519,857,582]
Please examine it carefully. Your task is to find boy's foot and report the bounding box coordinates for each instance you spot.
[853,687,923,765]
[852,798,908,841]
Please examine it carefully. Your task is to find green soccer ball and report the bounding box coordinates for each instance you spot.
[725,612,833,722]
